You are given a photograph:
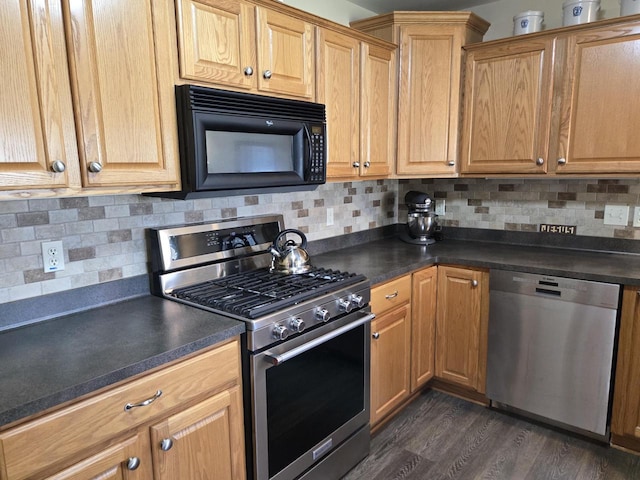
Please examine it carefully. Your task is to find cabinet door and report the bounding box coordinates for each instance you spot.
[65,0,179,188]
[370,303,412,425]
[435,266,489,392]
[611,286,640,452]
[0,0,79,190]
[411,266,437,392]
[255,7,314,100]
[317,28,360,179]
[556,23,640,174]
[460,38,554,175]
[175,0,257,90]
[360,43,395,178]
[43,432,153,480]
[150,386,246,480]
[396,25,461,176]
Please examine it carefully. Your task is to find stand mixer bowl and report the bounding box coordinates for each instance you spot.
[407,211,438,240]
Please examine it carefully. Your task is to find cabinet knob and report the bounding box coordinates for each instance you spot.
[372,332,380,340]
[127,457,141,471]
[557,158,567,165]
[88,161,103,173]
[160,438,174,451]
[263,70,272,79]
[448,161,455,167]
[471,280,479,287]
[536,158,544,166]
[244,66,254,76]
[50,160,66,173]
[352,161,360,168]
[363,161,371,168]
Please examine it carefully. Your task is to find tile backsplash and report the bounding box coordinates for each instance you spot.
[3,177,640,304]
[400,178,640,239]
[0,180,397,303]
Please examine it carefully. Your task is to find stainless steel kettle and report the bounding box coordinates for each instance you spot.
[269,229,312,274]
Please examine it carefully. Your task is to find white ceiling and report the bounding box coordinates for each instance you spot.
[346,0,497,13]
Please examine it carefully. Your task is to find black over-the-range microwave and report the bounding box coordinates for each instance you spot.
[151,85,327,199]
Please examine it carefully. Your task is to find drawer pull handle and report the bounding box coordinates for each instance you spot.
[127,457,141,470]
[161,438,174,451]
[385,291,399,300]
[124,389,162,411]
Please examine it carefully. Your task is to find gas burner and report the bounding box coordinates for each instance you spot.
[171,267,365,319]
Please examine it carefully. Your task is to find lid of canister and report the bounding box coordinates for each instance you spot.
[563,0,599,7]
[513,10,544,20]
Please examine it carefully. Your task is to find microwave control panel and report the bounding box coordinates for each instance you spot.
[310,125,325,183]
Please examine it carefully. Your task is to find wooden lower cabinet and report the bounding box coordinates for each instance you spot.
[435,265,489,393]
[410,266,437,391]
[44,432,153,480]
[370,303,412,425]
[611,286,640,453]
[369,275,412,425]
[0,339,245,480]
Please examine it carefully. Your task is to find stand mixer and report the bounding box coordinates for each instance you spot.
[400,190,439,245]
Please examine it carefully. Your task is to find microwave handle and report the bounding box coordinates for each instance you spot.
[303,124,313,163]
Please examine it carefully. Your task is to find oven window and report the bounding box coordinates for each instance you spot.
[205,131,294,173]
[266,325,365,478]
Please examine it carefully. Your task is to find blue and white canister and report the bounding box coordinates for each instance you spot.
[562,0,600,26]
[513,11,544,35]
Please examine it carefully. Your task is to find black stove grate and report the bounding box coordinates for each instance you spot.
[171,267,366,319]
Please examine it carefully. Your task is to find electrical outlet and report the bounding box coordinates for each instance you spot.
[634,206,640,228]
[326,207,334,226]
[603,205,629,226]
[435,199,445,216]
[42,240,65,273]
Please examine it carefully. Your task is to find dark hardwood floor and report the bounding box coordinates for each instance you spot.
[343,390,640,480]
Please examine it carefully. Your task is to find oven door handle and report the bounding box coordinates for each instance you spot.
[263,312,375,366]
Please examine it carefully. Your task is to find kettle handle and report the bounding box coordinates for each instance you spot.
[273,229,308,252]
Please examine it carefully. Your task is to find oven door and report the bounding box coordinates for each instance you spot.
[250,309,373,480]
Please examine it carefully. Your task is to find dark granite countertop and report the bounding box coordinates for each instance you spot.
[313,236,640,286]
[0,296,244,429]
[3,228,640,430]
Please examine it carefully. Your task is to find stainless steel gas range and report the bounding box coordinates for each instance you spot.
[148,215,374,480]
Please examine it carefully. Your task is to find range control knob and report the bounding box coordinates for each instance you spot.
[338,298,354,313]
[315,307,330,322]
[350,294,365,308]
[272,324,289,341]
[289,317,305,333]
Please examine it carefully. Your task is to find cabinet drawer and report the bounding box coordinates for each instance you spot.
[371,275,411,315]
[0,339,240,480]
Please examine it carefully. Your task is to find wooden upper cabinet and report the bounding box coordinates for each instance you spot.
[460,38,555,175]
[256,7,314,100]
[317,28,360,179]
[360,43,395,178]
[556,23,640,174]
[435,265,489,393]
[175,0,257,90]
[0,0,80,191]
[351,12,489,178]
[175,0,314,100]
[65,0,179,188]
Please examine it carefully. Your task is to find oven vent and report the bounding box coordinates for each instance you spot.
[178,85,326,123]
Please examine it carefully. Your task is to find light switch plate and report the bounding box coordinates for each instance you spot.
[435,200,445,216]
[603,205,629,226]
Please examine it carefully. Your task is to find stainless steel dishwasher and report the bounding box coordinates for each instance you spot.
[486,270,621,440]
